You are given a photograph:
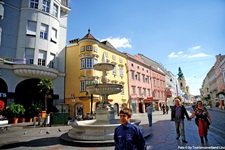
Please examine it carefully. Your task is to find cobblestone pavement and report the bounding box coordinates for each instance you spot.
[0,106,224,150]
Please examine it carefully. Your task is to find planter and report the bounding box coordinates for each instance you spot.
[13,118,18,124]
[19,118,26,123]
[26,118,33,122]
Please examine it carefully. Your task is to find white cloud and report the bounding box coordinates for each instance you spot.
[187,53,209,58]
[168,51,183,58]
[168,52,177,58]
[188,46,201,51]
[100,37,131,49]
[168,51,209,59]
[177,51,183,54]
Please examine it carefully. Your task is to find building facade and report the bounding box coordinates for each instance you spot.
[0,0,70,114]
[125,53,152,113]
[138,54,166,110]
[65,30,129,118]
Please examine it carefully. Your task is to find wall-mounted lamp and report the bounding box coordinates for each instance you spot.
[71,94,75,102]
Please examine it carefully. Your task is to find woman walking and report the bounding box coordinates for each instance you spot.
[189,101,212,144]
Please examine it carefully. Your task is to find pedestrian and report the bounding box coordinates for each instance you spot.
[166,105,169,114]
[162,104,165,114]
[171,97,190,143]
[189,100,212,144]
[114,108,146,150]
[146,104,153,127]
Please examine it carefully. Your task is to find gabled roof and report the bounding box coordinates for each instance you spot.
[101,41,116,50]
[138,53,166,74]
[81,28,97,40]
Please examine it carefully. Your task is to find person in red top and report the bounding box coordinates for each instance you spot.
[189,101,212,144]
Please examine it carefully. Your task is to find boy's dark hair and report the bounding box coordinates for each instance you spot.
[120,108,132,118]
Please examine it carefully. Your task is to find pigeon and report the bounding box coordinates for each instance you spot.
[58,128,61,132]
[46,131,50,134]
[24,130,27,135]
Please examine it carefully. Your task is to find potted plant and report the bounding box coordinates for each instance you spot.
[5,103,25,124]
[28,101,43,122]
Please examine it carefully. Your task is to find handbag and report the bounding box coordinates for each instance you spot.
[195,118,199,126]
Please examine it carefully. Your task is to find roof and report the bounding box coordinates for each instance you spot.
[101,41,116,50]
[81,28,97,40]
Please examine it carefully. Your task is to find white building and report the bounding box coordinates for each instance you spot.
[0,0,70,113]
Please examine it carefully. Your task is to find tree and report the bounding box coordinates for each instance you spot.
[178,67,184,79]
[38,78,53,111]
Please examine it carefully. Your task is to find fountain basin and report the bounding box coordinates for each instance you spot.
[68,119,141,141]
[93,63,115,71]
[86,84,123,95]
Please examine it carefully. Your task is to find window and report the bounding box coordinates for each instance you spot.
[30,0,38,9]
[38,50,46,66]
[146,76,149,83]
[143,88,146,96]
[93,58,98,65]
[94,46,98,52]
[51,28,57,43]
[49,53,55,68]
[40,24,48,39]
[138,87,142,96]
[142,74,145,82]
[154,79,156,87]
[25,48,34,64]
[120,67,123,77]
[80,58,95,69]
[147,89,150,96]
[112,55,116,60]
[80,81,86,92]
[132,86,136,94]
[131,71,135,80]
[53,3,58,17]
[80,59,85,69]
[86,58,93,68]
[119,58,123,63]
[137,72,140,81]
[27,21,37,36]
[42,0,50,13]
[86,45,92,51]
[152,91,155,97]
[112,63,116,75]
[80,46,85,52]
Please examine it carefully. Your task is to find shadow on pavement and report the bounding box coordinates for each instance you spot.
[0,137,61,149]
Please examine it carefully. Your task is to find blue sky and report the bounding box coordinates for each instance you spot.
[67,0,225,95]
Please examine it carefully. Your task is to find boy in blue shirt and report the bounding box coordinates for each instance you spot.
[114,108,146,150]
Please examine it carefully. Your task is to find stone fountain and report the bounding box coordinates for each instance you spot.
[61,62,142,146]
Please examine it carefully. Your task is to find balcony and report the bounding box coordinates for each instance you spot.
[2,58,60,79]
[13,64,59,79]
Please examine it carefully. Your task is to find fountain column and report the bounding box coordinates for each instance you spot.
[86,63,122,125]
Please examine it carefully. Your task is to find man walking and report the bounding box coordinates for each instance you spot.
[146,104,153,127]
[171,97,190,143]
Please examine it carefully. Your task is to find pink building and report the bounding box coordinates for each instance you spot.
[137,54,166,111]
[125,53,152,113]
[215,54,225,92]
[150,68,166,110]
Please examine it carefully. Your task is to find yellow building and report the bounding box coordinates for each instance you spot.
[65,29,129,119]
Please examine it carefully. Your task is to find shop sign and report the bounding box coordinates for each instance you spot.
[0,93,7,98]
[147,97,153,100]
